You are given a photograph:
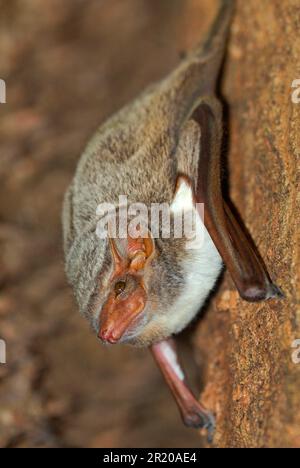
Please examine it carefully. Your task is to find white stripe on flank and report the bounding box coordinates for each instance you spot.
[160,341,184,381]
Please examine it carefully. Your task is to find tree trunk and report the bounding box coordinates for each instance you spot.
[196,0,300,448]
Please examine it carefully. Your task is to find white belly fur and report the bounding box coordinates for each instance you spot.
[165,178,223,334]
[166,227,222,334]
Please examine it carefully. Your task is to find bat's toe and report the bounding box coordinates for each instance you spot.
[182,406,215,443]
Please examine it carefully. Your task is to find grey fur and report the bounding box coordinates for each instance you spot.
[62,0,234,346]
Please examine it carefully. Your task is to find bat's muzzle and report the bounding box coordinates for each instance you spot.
[98,282,146,344]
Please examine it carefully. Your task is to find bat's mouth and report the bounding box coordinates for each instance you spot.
[98,309,146,344]
[97,285,147,344]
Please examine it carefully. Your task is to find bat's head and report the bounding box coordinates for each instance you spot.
[97,233,155,345]
[65,177,221,348]
[87,226,191,347]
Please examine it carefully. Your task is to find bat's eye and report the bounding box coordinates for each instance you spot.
[114,280,126,296]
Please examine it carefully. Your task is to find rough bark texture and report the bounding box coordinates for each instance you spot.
[196,0,300,448]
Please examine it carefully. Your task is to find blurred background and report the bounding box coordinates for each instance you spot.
[0,0,218,448]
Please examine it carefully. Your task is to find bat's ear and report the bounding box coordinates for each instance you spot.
[108,231,155,276]
[108,237,127,277]
[128,234,155,272]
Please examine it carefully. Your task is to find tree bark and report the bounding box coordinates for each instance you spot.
[195,0,300,448]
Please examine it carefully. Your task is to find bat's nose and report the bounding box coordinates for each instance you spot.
[98,283,147,345]
[98,327,119,344]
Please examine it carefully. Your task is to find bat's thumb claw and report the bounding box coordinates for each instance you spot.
[267,283,285,300]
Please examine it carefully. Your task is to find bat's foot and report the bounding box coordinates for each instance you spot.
[181,404,215,443]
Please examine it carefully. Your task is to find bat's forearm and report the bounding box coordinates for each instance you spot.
[193,103,283,302]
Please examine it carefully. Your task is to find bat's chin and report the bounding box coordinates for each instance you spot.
[120,321,171,348]
[98,315,169,348]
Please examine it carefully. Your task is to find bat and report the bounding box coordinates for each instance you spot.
[62,0,282,441]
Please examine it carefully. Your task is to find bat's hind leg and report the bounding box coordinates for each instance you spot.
[151,339,215,442]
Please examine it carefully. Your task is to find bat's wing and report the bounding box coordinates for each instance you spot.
[193,102,282,301]
[155,0,235,134]
[161,0,282,301]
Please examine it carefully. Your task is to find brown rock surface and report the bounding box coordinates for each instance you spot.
[196,0,300,448]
